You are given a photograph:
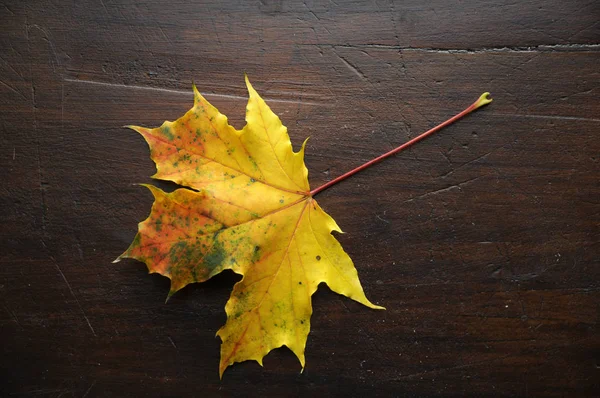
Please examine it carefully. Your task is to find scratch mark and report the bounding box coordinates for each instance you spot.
[0,54,26,81]
[395,353,513,380]
[27,24,59,71]
[3,4,15,15]
[168,336,178,349]
[76,242,84,260]
[61,82,64,129]
[208,14,222,47]
[82,380,96,398]
[302,43,600,53]
[158,25,172,45]
[4,304,21,327]
[63,78,328,106]
[54,260,97,336]
[18,389,72,396]
[99,0,109,15]
[493,113,600,123]
[376,214,390,224]
[461,151,493,169]
[0,78,27,99]
[405,176,482,203]
[332,49,367,80]
[12,147,15,160]
[25,17,47,238]
[302,1,321,21]
[339,299,351,313]
[439,151,493,179]
[388,0,399,46]
[438,148,452,165]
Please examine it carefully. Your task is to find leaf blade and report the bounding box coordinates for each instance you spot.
[120,76,382,376]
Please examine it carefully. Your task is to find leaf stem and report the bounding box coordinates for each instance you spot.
[309,92,493,197]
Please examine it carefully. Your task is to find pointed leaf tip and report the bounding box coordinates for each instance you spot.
[165,290,175,304]
[244,73,258,98]
[124,125,146,134]
[299,136,310,153]
[192,81,201,102]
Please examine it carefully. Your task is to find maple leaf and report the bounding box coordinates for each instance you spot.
[115,75,492,377]
[115,76,384,377]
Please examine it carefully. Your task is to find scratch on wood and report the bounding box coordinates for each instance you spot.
[82,380,96,398]
[63,78,327,106]
[339,299,351,313]
[439,151,494,179]
[332,49,367,81]
[303,43,600,53]
[0,78,27,99]
[99,0,109,15]
[4,304,21,327]
[3,4,15,15]
[19,389,73,396]
[26,24,60,71]
[54,260,97,336]
[302,1,321,21]
[0,53,26,80]
[405,176,483,203]
[61,82,64,129]
[395,353,513,380]
[376,214,390,224]
[158,25,172,45]
[494,113,600,123]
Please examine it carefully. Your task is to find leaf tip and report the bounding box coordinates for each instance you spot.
[474,92,493,109]
[192,81,202,105]
[244,73,257,97]
[165,291,175,304]
[298,136,310,154]
[358,298,385,310]
[137,183,163,198]
[123,125,142,132]
[218,361,229,380]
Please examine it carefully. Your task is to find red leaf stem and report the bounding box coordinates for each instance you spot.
[309,93,493,196]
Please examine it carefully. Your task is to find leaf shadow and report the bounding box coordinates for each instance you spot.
[167,269,243,302]
[149,178,193,193]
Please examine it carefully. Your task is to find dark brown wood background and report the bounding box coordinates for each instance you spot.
[1,1,598,396]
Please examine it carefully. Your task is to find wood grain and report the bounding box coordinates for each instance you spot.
[1,1,598,396]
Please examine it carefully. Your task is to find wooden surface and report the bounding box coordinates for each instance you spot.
[1,1,599,396]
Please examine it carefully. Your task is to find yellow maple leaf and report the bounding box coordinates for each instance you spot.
[115,76,384,377]
[115,75,492,377]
